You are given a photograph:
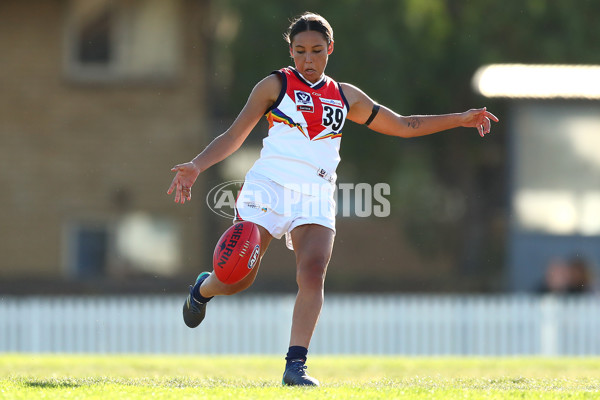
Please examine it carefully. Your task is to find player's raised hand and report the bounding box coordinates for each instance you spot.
[167,161,201,204]
[461,107,499,137]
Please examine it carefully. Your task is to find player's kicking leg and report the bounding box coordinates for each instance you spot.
[182,225,272,328]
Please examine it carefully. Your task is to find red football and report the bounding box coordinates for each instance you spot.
[213,221,261,284]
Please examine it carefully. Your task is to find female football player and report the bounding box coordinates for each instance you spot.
[167,12,498,386]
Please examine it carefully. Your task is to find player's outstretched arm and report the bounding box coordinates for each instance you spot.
[168,74,281,204]
[341,82,499,138]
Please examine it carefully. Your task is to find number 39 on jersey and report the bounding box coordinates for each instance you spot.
[321,98,345,132]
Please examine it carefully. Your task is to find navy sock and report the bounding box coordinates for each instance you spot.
[192,276,213,304]
[285,346,308,364]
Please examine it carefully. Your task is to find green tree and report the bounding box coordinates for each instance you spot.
[205,0,600,290]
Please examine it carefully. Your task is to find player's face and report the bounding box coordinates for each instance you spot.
[289,30,333,84]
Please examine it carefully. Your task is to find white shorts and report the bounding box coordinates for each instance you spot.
[234,171,336,250]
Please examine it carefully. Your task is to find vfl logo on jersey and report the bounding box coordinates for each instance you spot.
[294,90,314,112]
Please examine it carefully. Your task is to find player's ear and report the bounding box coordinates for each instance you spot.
[289,45,293,58]
[327,41,334,55]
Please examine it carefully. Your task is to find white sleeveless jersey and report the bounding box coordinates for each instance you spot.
[248,67,349,196]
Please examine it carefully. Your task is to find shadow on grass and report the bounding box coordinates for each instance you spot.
[22,379,83,388]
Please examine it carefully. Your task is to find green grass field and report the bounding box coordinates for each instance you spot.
[1,355,599,399]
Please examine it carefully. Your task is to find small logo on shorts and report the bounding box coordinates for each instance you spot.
[317,168,333,183]
[244,202,268,213]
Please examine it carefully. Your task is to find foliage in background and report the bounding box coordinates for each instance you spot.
[204,0,600,289]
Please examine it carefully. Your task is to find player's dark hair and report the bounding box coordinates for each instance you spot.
[284,12,334,45]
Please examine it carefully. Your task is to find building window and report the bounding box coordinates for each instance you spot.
[66,223,110,279]
[64,0,181,83]
[64,214,181,279]
[513,103,600,236]
[77,8,113,65]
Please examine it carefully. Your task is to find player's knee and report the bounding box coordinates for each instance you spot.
[219,262,260,295]
[220,286,243,296]
[296,257,328,290]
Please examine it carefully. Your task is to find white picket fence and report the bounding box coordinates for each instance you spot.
[0,294,599,355]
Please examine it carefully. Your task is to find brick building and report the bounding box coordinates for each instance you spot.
[0,0,210,289]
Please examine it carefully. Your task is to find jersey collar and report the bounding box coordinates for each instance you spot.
[290,67,326,90]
